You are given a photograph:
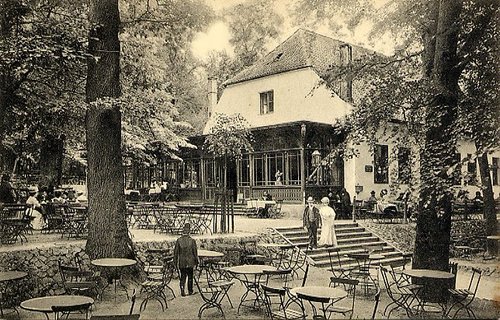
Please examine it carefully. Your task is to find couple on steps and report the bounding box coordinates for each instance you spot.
[303,196,338,250]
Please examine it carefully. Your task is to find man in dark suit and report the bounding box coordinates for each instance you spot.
[303,196,321,249]
[173,223,199,296]
[0,173,17,203]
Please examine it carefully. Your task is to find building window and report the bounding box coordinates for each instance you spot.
[398,147,411,184]
[182,159,200,188]
[452,153,461,186]
[465,154,477,185]
[260,90,274,114]
[492,157,499,186]
[204,158,220,187]
[247,151,301,186]
[287,151,301,185]
[374,144,389,184]
[267,153,284,185]
[254,155,266,185]
[238,154,250,187]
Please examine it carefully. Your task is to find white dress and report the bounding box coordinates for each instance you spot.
[318,205,338,246]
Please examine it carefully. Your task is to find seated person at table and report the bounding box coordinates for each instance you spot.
[52,190,66,204]
[364,190,378,211]
[0,173,17,203]
[471,191,484,212]
[26,188,45,230]
[263,191,272,201]
[173,223,199,296]
[376,189,398,215]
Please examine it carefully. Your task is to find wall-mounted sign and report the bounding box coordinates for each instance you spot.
[365,165,373,172]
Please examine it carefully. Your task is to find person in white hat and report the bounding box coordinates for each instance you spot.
[303,196,321,249]
[318,197,338,247]
[26,188,44,230]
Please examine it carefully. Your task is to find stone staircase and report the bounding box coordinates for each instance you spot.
[272,222,408,269]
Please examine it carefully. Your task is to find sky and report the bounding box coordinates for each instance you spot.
[191,0,396,61]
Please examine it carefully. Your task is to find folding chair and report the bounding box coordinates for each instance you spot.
[51,302,92,320]
[445,267,482,319]
[261,285,304,320]
[139,263,173,312]
[194,276,225,318]
[297,292,330,320]
[206,261,235,308]
[326,278,358,319]
[380,265,420,318]
[58,260,100,299]
[264,268,292,288]
[327,247,354,281]
[268,200,284,219]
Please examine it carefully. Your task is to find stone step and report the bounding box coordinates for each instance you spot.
[289,236,382,248]
[314,255,407,269]
[293,240,387,251]
[271,223,407,273]
[280,227,368,238]
[307,246,397,261]
[286,231,373,241]
[275,223,359,233]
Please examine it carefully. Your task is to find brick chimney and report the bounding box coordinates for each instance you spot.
[207,77,218,118]
[339,44,353,102]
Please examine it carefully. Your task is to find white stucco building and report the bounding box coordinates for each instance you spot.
[181,28,500,204]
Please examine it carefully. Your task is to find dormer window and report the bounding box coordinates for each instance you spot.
[260,90,274,115]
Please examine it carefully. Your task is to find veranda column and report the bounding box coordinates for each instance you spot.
[300,124,306,205]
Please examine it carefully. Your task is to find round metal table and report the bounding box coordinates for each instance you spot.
[91,258,137,299]
[226,264,277,314]
[403,268,454,313]
[198,250,224,258]
[21,295,94,316]
[0,271,28,317]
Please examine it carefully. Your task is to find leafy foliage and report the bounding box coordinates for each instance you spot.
[223,0,284,69]
[204,113,254,160]
[119,0,214,156]
[0,0,88,169]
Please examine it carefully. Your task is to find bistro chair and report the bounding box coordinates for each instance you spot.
[194,275,225,319]
[448,262,459,289]
[284,261,311,312]
[288,247,309,279]
[264,268,292,288]
[58,260,100,299]
[297,292,330,320]
[326,278,358,319]
[51,302,93,320]
[268,200,284,219]
[327,247,354,281]
[380,265,420,318]
[139,261,176,312]
[261,285,304,320]
[207,263,235,308]
[445,267,482,319]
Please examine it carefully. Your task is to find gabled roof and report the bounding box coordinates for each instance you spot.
[225,28,378,86]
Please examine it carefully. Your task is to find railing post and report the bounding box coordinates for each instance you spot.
[352,195,357,222]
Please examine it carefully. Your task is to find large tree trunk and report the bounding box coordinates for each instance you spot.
[38,134,64,188]
[477,151,498,253]
[413,0,462,271]
[85,0,133,259]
